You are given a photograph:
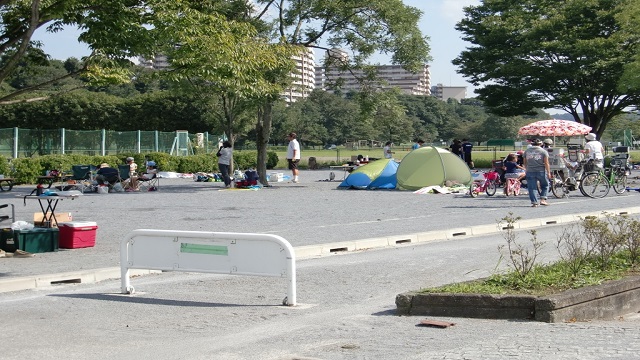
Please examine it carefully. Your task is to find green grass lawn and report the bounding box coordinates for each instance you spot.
[271,147,639,169]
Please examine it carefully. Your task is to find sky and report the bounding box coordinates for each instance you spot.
[32,0,480,95]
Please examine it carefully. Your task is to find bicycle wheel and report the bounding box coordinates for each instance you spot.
[579,172,610,198]
[485,180,497,196]
[612,170,628,194]
[550,174,567,199]
[513,180,521,196]
[469,182,479,198]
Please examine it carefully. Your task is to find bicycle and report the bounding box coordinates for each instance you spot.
[503,174,522,196]
[469,170,500,197]
[602,155,630,195]
[550,159,604,199]
[550,159,582,199]
[579,159,612,199]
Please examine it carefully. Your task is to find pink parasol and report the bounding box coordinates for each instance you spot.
[518,119,592,137]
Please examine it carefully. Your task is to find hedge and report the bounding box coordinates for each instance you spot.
[0,150,278,185]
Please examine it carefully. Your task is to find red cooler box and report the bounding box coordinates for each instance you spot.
[58,221,97,249]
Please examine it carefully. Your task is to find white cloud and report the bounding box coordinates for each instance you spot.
[440,0,480,23]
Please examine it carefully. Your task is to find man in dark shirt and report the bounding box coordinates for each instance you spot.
[462,139,474,169]
[449,139,463,159]
[95,163,119,185]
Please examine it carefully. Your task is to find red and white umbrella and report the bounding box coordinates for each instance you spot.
[518,119,592,137]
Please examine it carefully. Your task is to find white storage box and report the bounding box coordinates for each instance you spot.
[268,172,284,182]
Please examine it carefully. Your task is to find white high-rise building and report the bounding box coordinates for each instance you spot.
[138,54,170,70]
[431,84,467,101]
[282,48,316,103]
[316,49,431,96]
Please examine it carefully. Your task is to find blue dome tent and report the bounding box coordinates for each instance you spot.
[337,159,399,190]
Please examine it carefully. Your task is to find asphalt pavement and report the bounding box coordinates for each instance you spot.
[1,169,640,359]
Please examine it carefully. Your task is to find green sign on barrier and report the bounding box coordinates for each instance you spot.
[180,243,229,256]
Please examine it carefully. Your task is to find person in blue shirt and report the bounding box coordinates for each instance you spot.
[462,139,474,169]
[412,139,425,150]
[504,154,526,181]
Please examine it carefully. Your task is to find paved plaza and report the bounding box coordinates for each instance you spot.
[1,169,640,359]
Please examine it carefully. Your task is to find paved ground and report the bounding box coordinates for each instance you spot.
[2,169,640,278]
[1,169,640,359]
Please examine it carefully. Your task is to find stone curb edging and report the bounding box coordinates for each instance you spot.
[0,268,160,293]
[2,206,639,294]
[395,276,640,323]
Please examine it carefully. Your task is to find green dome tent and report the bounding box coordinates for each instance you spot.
[396,146,473,190]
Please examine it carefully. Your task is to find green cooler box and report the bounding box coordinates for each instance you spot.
[0,227,59,253]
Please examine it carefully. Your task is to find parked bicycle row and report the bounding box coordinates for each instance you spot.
[470,135,632,201]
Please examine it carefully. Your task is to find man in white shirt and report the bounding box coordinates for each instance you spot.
[584,133,604,168]
[286,132,301,183]
[383,141,394,159]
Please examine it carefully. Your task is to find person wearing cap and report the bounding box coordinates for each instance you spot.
[523,138,552,207]
[584,133,604,166]
[139,160,158,181]
[286,132,301,183]
[95,163,119,185]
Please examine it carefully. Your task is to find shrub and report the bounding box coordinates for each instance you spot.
[0,156,10,176]
[5,151,279,183]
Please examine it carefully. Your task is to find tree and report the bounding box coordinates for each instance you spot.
[453,0,640,137]
[0,0,288,104]
[251,0,431,184]
[617,0,640,91]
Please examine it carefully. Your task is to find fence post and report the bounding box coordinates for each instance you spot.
[101,129,106,156]
[12,127,18,158]
[61,128,66,155]
[154,130,159,152]
[137,130,141,154]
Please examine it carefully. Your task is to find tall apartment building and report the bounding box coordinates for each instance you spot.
[138,54,170,70]
[315,49,431,96]
[282,48,316,103]
[431,83,467,101]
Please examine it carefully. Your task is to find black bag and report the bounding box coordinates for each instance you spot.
[216,148,222,157]
[584,159,596,172]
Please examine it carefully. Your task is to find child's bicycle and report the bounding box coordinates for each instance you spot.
[503,174,522,196]
[469,170,500,197]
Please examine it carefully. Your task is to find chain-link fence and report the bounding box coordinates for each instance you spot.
[0,128,224,158]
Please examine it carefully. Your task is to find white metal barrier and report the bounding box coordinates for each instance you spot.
[120,229,296,306]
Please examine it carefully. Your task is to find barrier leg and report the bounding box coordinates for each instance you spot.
[120,238,135,294]
[284,257,297,306]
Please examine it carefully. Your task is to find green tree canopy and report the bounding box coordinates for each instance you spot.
[453,0,640,137]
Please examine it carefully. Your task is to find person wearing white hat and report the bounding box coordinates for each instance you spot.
[584,133,604,166]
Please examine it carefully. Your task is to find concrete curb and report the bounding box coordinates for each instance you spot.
[2,206,639,294]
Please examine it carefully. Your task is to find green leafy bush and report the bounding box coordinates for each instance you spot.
[0,156,10,176]
[5,150,279,184]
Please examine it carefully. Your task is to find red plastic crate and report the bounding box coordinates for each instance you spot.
[58,221,97,249]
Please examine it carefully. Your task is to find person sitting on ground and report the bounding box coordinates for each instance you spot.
[95,163,119,185]
[503,154,526,181]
